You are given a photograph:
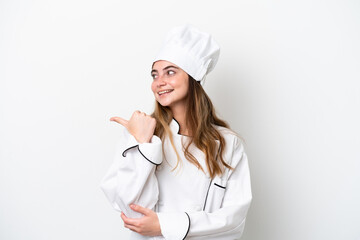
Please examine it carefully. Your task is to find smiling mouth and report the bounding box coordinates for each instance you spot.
[158,89,174,95]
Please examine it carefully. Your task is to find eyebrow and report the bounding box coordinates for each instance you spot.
[151,65,179,74]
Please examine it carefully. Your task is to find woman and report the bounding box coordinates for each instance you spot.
[101,24,252,240]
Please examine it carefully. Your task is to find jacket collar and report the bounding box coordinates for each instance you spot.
[170,118,191,137]
[170,118,181,135]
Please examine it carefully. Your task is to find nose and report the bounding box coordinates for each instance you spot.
[157,77,166,88]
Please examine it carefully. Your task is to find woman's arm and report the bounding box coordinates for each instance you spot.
[124,137,252,239]
[100,112,163,219]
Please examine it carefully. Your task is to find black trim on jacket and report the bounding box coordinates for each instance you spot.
[214,183,226,189]
[183,212,191,240]
[122,145,160,166]
[122,145,138,157]
[202,179,213,211]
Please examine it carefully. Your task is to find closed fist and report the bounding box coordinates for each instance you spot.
[110,111,156,143]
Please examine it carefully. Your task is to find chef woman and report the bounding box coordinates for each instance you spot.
[100,24,252,240]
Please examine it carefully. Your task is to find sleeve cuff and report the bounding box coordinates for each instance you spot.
[157,212,190,240]
[120,127,163,165]
[138,135,162,165]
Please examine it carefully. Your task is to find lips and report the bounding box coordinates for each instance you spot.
[158,89,174,96]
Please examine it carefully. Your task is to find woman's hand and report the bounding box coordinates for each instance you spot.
[110,111,156,143]
[121,204,162,236]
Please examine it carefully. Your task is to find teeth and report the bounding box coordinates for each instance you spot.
[158,90,173,95]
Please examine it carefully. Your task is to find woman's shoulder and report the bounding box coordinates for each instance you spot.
[213,125,244,148]
[214,125,234,136]
[213,125,246,169]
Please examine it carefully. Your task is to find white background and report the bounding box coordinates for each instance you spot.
[1,0,359,239]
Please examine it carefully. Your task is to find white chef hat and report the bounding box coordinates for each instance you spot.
[153,24,220,84]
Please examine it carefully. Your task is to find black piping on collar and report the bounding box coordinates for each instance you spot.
[172,118,192,137]
[122,145,160,166]
[172,118,181,135]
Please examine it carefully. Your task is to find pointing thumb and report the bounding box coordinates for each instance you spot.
[110,116,129,127]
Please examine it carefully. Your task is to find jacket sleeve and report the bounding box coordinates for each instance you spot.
[157,137,252,240]
[100,126,163,219]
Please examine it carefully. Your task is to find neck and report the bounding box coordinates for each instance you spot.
[170,104,189,136]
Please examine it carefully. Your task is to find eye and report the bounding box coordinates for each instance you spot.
[151,73,158,79]
[167,70,175,75]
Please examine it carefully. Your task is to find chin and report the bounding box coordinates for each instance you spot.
[156,99,170,107]
[156,96,173,106]
[159,102,171,107]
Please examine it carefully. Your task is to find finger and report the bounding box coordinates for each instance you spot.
[121,211,130,222]
[110,116,128,127]
[130,204,150,215]
[121,212,140,226]
[120,212,126,221]
[124,223,139,233]
[133,110,141,116]
[133,110,146,116]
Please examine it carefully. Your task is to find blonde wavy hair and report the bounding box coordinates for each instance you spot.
[151,76,233,178]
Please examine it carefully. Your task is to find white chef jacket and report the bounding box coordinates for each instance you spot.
[100,119,252,240]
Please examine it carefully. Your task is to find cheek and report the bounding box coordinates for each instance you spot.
[181,80,189,95]
[151,82,157,94]
[182,86,189,97]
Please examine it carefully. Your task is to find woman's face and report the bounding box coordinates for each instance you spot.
[151,60,189,109]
